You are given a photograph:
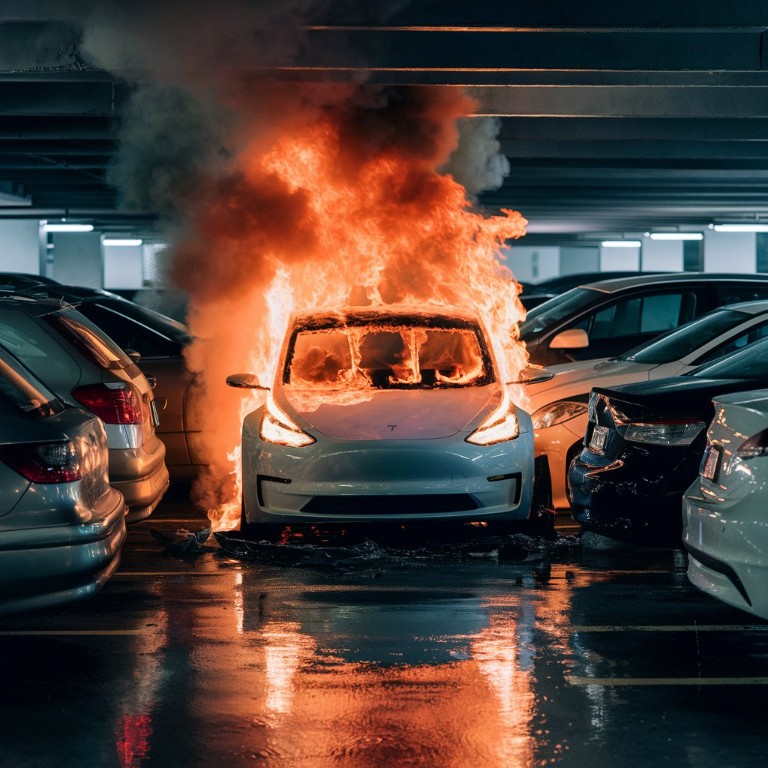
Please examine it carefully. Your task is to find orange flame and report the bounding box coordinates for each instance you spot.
[171,86,527,530]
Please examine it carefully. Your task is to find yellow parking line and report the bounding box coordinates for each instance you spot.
[0,630,144,636]
[568,676,768,686]
[572,625,768,633]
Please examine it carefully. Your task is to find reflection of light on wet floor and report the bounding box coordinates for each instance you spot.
[262,621,316,717]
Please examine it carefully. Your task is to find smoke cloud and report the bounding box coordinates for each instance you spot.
[62,1,527,526]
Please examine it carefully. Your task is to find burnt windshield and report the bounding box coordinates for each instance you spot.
[284,320,494,390]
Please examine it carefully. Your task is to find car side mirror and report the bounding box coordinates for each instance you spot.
[125,348,142,364]
[549,328,589,350]
[511,365,555,385]
[226,373,269,390]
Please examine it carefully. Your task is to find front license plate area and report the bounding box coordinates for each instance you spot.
[702,445,721,481]
[589,425,609,454]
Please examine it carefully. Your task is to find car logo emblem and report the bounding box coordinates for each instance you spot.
[387,424,397,431]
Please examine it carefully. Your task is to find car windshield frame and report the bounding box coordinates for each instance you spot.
[282,311,496,390]
[620,308,750,364]
[688,336,768,380]
[519,287,603,337]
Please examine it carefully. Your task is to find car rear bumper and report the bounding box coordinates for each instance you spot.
[683,470,768,620]
[568,450,695,544]
[109,436,170,521]
[0,487,127,616]
[243,432,535,525]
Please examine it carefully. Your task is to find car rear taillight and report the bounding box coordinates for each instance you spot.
[0,441,83,483]
[736,428,768,459]
[72,383,142,424]
[623,418,705,447]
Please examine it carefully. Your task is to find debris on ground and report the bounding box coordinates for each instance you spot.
[150,527,216,560]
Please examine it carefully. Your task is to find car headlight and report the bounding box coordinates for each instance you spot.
[531,400,588,430]
[259,394,315,447]
[466,391,520,445]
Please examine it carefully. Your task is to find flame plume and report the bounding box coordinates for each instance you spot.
[169,85,527,530]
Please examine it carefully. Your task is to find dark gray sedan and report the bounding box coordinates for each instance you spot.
[0,346,127,616]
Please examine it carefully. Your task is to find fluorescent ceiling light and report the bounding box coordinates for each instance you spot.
[648,232,703,241]
[43,223,94,233]
[601,240,642,248]
[712,224,768,233]
[103,238,143,246]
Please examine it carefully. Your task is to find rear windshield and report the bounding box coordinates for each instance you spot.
[0,347,61,416]
[285,321,493,390]
[690,336,768,380]
[46,312,134,371]
[519,287,602,337]
[621,309,748,364]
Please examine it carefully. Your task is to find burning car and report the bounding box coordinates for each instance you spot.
[227,307,535,538]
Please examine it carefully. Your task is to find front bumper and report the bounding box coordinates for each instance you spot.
[0,487,127,616]
[534,414,588,509]
[243,430,534,525]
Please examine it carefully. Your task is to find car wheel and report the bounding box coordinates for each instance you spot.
[526,506,556,540]
[239,503,284,543]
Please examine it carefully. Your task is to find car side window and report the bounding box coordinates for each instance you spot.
[693,318,768,365]
[572,291,695,342]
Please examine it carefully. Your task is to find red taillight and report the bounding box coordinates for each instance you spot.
[72,383,142,425]
[0,441,83,483]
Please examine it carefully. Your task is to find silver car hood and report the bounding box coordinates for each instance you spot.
[285,385,499,440]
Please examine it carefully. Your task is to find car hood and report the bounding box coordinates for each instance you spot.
[284,385,500,440]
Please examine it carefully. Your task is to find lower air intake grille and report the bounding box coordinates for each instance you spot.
[301,494,479,515]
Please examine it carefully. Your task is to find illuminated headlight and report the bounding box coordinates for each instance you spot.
[259,394,315,447]
[623,419,705,447]
[532,400,588,430]
[466,392,520,446]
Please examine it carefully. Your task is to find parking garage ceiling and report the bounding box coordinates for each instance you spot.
[4,1,768,245]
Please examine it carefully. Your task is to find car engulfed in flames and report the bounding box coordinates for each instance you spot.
[228,306,534,537]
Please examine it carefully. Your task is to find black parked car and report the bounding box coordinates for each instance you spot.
[568,336,768,545]
[520,272,768,367]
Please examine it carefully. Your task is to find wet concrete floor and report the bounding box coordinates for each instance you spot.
[2,498,768,768]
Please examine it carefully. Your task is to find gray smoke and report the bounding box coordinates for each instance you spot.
[441,117,510,199]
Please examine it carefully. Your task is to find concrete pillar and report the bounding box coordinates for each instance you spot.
[103,243,144,290]
[560,246,599,274]
[503,245,559,283]
[640,239,684,272]
[51,231,102,288]
[702,231,756,273]
[600,245,640,271]
[0,220,40,273]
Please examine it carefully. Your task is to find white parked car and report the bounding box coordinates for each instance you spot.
[227,307,536,539]
[683,388,768,620]
[526,301,768,509]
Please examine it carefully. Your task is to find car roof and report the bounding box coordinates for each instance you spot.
[721,299,768,315]
[0,294,73,315]
[580,271,768,293]
[293,305,483,327]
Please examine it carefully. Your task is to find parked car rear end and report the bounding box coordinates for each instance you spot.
[0,346,127,615]
[0,295,169,522]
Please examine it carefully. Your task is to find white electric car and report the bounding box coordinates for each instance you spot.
[683,388,768,620]
[228,307,535,538]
